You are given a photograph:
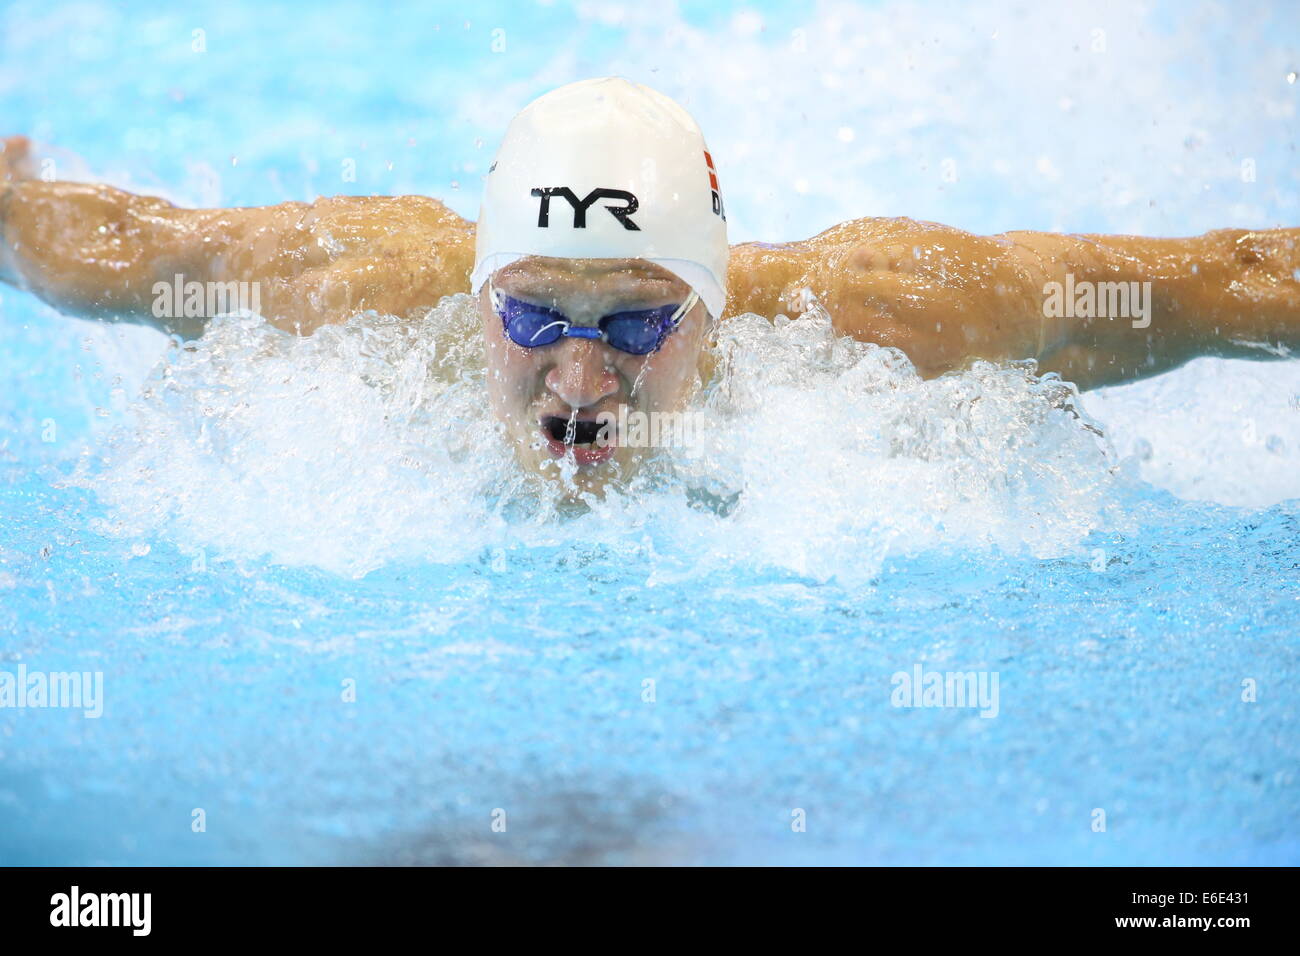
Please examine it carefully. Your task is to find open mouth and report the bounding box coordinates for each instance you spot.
[542,415,605,445]
[538,414,616,466]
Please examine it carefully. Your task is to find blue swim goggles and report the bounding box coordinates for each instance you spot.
[488,279,699,356]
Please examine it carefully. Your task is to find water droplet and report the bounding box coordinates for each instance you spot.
[131,542,151,557]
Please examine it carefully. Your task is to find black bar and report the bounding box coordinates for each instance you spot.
[0,866,1288,943]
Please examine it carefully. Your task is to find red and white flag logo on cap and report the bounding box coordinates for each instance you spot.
[704,150,725,221]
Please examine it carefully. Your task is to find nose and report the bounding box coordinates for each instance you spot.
[544,339,620,409]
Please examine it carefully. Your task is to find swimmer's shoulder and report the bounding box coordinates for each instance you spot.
[234,194,476,333]
[292,194,473,243]
[296,193,475,285]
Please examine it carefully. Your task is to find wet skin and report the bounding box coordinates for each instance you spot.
[3,134,1300,480]
[480,257,709,491]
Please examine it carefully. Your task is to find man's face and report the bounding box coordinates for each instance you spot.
[478,256,709,489]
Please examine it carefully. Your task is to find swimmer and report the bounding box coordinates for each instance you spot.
[2,77,1298,488]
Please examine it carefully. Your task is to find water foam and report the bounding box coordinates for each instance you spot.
[79,296,1131,579]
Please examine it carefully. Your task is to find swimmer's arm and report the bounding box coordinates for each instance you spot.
[726,219,1049,380]
[0,139,475,337]
[1007,228,1300,388]
[1,178,249,338]
[728,218,1300,390]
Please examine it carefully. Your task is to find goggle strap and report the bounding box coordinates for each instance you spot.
[669,290,700,328]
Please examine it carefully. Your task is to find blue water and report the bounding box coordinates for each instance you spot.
[2,0,1299,865]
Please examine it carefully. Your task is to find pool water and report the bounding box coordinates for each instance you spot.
[1,0,1298,865]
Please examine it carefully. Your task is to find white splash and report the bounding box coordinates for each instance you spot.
[78,295,1131,579]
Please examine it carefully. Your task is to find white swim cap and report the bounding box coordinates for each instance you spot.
[471,77,729,319]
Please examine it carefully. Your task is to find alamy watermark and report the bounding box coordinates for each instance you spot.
[50,886,150,936]
[0,664,103,718]
[890,663,1000,718]
[1042,273,1151,329]
[152,273,261,319]
[595,406,704,450]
